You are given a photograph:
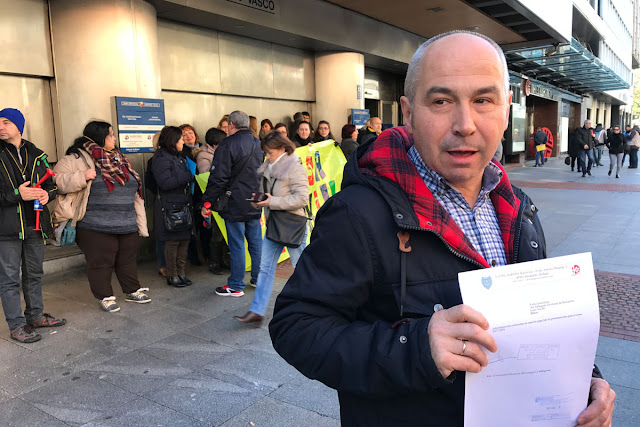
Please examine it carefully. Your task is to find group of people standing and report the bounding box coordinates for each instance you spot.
[569,120,640,178]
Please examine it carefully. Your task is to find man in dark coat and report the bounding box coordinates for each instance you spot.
[575,120,596,177]
[0,108,66,343]
[202,111,262,297]
[269,32,615,426]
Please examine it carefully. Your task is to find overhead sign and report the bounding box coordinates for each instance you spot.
[114,97,165,153]
[351,109,370,127]
[225,0,278,15]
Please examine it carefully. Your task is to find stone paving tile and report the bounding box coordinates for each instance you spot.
[143,373,265,426]
[19,371,141,425]
[0,398,69,427]
[80,398,207,427]
[595,271,640,342]
[605,384,640,427]
[219,396,340,427]
[268,374,341,420]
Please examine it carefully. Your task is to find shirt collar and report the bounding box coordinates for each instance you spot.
[408,145,503,206]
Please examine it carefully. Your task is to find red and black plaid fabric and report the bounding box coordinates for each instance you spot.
[84,141,143,198]
[358,126,521,266]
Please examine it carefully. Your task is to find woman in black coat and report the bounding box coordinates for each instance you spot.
[152,126,194,287]
[606,125,626,178]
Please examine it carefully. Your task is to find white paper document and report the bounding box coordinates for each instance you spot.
[458,253,600,427]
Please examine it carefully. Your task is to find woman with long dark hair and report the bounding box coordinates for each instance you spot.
[312,120,335,142]
[235,131,309,324]
[151,126,194,288]
[53,121,149,313]
[259,119,273,141]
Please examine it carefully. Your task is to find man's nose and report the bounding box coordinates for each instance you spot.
[452,104,477,137]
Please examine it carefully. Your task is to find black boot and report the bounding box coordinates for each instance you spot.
[178,275,193,286]
[167,276,186,287]
[209,242,224,275]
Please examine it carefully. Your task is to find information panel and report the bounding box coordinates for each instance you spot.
[351,109,370,126]
[114,97,165,153]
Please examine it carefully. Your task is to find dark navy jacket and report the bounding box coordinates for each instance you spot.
[270,128,547,426]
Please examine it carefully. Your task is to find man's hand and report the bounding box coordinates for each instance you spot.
[427,304,497,378]
[84,168,96,180]
[584,144,589,150]
[576,378,615,426]
[18,181,46,201]
[201,205,211,217]
[38,192,49,205]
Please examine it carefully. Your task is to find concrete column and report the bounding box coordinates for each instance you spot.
[314,52,364,137]
[49,0,160,158]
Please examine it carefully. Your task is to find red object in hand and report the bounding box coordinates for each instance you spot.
[202,202,212,228]
[32,169,55,231]
[33,168,55,188]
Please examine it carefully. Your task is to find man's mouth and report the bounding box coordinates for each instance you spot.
[448,150,476,157]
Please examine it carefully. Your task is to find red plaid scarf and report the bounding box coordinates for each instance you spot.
[84,141,143,198]
[358,126,520,266]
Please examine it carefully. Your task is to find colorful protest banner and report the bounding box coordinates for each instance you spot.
[196,140,347,270]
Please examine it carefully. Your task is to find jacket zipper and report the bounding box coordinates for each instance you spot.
[0,157,26,240]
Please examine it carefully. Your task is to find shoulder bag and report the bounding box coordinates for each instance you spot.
[212,143,256,213]
[264,178,310,248]
[158,188,193,232]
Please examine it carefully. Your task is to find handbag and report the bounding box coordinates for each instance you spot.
[564,157,571,166]
[264,178,310,248]
[57,160,93,247]
[266,210,308,248]
[212,143,256,213]
[158,192,193,231]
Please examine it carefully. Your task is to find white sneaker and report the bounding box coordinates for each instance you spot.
[124,288,151,304]
[99,297,121,313]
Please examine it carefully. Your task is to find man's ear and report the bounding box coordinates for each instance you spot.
[503,90,513,130]
[400,96,413,134]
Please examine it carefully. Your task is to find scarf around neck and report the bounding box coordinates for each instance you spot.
[83,141,143,197]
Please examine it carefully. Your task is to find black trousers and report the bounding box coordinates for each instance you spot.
[76,229,141,300]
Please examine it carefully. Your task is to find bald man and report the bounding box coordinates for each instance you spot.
[270,31,615,426]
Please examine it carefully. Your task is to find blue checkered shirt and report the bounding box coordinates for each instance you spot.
[408,146,507,267]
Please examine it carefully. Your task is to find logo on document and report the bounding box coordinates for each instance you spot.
[572,265,581,275]
[481,276,493,290]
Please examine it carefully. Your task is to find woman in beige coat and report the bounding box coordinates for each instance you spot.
[53,120,149,313]
[235,131,309,324]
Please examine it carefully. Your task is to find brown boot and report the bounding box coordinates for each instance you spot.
[234,311,264,324]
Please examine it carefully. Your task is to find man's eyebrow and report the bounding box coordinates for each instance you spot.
[424,85,503,98]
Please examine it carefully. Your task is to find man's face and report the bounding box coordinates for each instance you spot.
[585,121,592,129]
[371,118,382,133]
[400,34,511,194]
[228,122,237,136]
[0,118,20,141]
[614,127,620,134]
[626,126,631,132]
[302,114,310,122]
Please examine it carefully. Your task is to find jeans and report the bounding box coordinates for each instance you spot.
[595,145,604,165]
[630,148,639,168]
[0,229,45,330]
[225,218,262,290]
[578,149,595,174]
[535,150,545,166]
[250,226,308,316]
[609,153,623,175]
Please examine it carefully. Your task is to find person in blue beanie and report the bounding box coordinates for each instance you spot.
[0,108,66,343]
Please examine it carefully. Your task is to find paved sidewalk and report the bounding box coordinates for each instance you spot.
[0,156,638,426]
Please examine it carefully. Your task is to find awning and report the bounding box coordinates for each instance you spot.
[505,38,630,94]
